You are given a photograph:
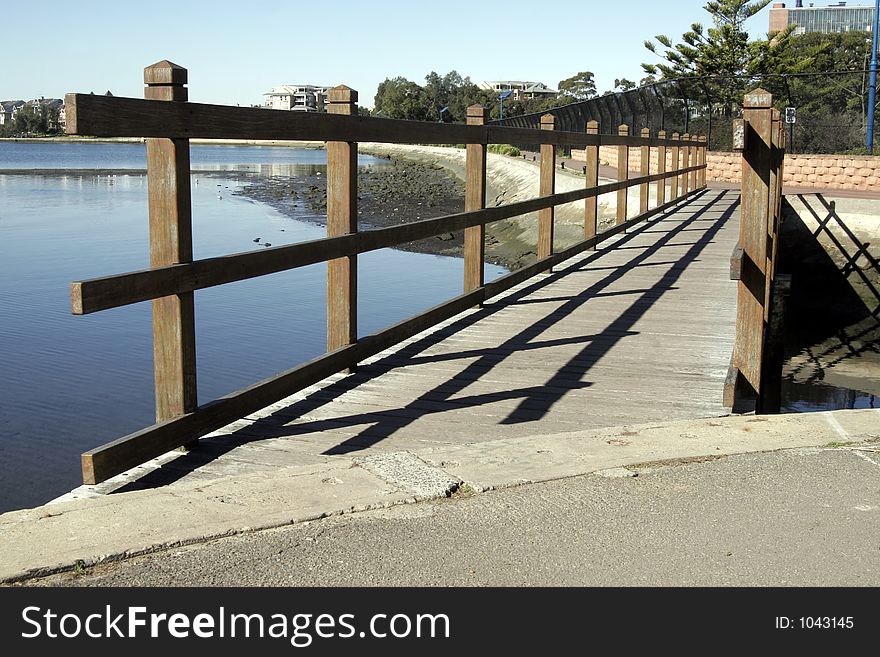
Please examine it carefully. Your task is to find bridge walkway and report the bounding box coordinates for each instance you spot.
[106,190,740,489]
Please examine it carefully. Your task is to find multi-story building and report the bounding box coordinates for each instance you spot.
[0,100,25,126]
[0,99,63,129]
[770,2,875,36]
[263,84,331,112]
[479,81,559,101]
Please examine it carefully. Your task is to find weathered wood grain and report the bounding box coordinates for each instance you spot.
[464,105,487,293]
[144,64,197,426]
[538,114,556,260]
[617,125,629,225]
[326,87,358,359]
[64,93,705,147]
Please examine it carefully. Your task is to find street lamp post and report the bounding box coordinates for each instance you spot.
[499,89,513,121]
[867,0,880,153]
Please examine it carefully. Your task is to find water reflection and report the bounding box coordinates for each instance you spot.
[781,379,877,413]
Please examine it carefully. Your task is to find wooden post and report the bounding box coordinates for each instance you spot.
[539,114,556,259]
[728,89,774,408]
[657,130,667,206]
[765,109,782,316]
[616,124,629,225]
[144,61,197,438]
[464,105,487,293]
[640,127,650,214]
[700,135,708,188]
[584,120,599,246]
[689,136,699,192]
[670,132,680,200]
[680,133,690,196]
[326,86,358,369]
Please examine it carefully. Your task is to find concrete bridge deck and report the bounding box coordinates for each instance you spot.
[81,189,742,493]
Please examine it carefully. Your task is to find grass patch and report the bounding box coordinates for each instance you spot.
[487,144,521,157]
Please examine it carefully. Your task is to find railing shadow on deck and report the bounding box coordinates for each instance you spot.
[67,61,709,486]
[115,190,737,491]
[780,194,880,386]
[797,194,880,318]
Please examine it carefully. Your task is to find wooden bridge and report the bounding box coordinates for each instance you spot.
[63,63,783,489]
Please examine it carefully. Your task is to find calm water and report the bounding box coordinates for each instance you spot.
[0,142,504,512]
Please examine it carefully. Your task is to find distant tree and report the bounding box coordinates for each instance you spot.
[613,78,636,92]
[557,71,597,101]
[373,77,431,121]
[642,0,797,118]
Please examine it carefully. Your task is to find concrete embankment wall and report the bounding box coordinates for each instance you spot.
[570,147,880,193]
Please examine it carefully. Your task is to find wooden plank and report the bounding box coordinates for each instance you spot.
[71,166,706,314]
[680,133,690,197]
[144,63,197,427]
[657,130,667,207]
[670,132,680,200]
[617,124,629,225]
[538,114,556,260]
[640,127,650,214]
[64,93,708,148]
[326,87,358,359]
[464,106,487,293]
[584,120,599,246]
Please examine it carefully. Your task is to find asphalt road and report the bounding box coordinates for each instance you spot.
[32,447,880,586]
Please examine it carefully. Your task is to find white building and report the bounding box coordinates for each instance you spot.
[263,84,331,112]
[479,81,559,101]
[0,100,25,125]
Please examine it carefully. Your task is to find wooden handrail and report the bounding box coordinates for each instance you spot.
[70,164,705,315]
[64,93,706,148]
[66,61,710,484]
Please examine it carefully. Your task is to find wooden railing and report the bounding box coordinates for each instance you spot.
[725,88,787,413]
[66,61,708,485]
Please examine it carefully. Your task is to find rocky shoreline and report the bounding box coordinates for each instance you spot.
[232,157,480,263]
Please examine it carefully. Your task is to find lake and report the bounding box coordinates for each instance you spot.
[0,141,505,512]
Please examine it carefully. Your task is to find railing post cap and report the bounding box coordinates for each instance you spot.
[641,127,650,136]
[144,60,187,86]
[619,124,629,134]
[658,129,667,137]
[540,113,556,126]
[328,85,358,103]
[467,104,488,117]
[744,88,773,108]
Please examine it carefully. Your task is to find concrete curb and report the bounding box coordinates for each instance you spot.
[1,408,877,583]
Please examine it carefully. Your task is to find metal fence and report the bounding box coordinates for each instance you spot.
[492,71,879,155]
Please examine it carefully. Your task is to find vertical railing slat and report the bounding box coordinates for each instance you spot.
[584,119,599,246]
[144,61,197,439]
[680,133,690,196]
[616,124,629,225]
[538,114,556,260]
[640,127,650,214]
[670,132,680,200]
[464,105,488,293]
[657,129,667,206]
[326,86,358,371]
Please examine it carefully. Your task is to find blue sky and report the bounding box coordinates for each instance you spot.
[3,0,773,108]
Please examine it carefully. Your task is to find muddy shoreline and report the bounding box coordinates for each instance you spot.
[231,158,497,265]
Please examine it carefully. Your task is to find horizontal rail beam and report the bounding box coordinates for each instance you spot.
[81,184,707,484]
[64,94,705,148]
[71,164,704,314]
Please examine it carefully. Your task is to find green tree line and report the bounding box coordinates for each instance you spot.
[0,103,63,137]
